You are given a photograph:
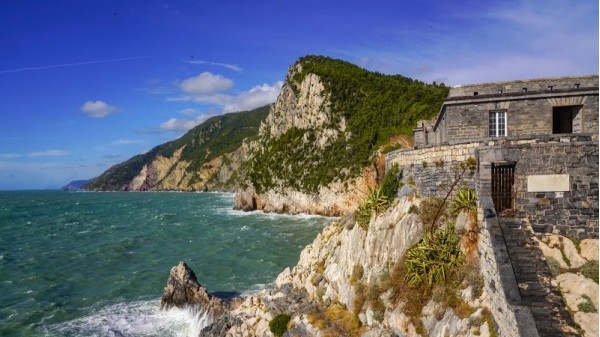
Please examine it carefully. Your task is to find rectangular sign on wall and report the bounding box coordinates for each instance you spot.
[527,174,570,192]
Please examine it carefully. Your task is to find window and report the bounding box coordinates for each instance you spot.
[489,110,506,137]
[553,105,582,134]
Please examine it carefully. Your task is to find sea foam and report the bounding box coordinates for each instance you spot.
[45,300,210,337]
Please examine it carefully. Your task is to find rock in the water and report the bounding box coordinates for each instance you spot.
[160,261,242,321]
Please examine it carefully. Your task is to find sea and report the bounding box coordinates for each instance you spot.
[0,190,332,337]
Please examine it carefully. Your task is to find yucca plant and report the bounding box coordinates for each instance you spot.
[355,187,390,230]
[404,223,464,287]
[449,187,477,217]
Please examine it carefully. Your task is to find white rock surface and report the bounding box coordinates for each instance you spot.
[580,239,599,261]
[555,272,598,312]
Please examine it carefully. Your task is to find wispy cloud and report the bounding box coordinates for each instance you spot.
[111,139,146,146]
[0,56,149,75]
[27,150,69,157]
[160,114,218,132]
[223,82,283,113]
[184,59,242,72]
[80,100,120,118]
[0,150,69,158]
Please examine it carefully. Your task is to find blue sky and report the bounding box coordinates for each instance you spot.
[0,0,597,190]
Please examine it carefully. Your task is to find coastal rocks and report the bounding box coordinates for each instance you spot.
[533,235,599,337]
[160,261,242,324]
[555,273,599,337]
[234,167,377,216]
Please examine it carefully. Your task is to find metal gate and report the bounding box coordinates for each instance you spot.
[492,163,515,213]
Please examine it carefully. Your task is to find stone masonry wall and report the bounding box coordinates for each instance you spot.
[439,93,599,143]
[479,137,599,239]
[387,135,599,238]
[477,197,540,337]
[386,142,480,198]
[448,75,598,98]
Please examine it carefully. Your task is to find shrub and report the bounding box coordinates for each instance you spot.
[418,197,446,230]
[350,264,364,285]
[269,313,291,337]
[580,260,599,283]
[380,164,400,201]
[355,187,390,230]
[578,295,597,313]
[404,223,464,287]
[546,256,562,277]
[449,188,477,217]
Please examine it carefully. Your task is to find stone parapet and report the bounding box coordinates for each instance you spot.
[477,197,540,337]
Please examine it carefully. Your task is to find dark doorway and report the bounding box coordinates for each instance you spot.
[553,105,581,134]
[492,163,515,213]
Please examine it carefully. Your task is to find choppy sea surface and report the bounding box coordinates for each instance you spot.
[0,190,331,337]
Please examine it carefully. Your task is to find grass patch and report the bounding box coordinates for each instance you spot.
[308,304,365,337]
[578,295,597,313]
[546,256,562,277]
[580,260,599,283]
[269,313,291,337]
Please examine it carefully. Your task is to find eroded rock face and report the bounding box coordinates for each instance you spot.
[160,261,242,324]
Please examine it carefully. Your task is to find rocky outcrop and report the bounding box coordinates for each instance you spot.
[234,167,376,216]
[160,261,243,325]
[182,196,497,337]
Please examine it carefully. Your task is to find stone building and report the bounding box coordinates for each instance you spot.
[387,75,599,337]
[388,75,599,238]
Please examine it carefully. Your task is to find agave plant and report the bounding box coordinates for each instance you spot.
[404,223,464,287]
[449,187,477,217]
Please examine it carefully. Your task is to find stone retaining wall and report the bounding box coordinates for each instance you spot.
[477,197,540,337]
[386,134,599,238]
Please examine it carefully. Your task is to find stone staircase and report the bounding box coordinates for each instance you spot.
[498,217,581,337]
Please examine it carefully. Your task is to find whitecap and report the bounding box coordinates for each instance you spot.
[45,299,211,337]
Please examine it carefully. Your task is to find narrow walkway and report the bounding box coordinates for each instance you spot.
[498,217,580,337]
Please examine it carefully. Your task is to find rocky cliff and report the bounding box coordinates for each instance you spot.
[167,194,502,337]
[235,56,448,215]
[86,105,268,192]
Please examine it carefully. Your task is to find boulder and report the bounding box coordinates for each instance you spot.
[160,261,242,322]
[574,312,599,337]
[562,237,587,269]
[556,273,599,310]
[580,239,599,261]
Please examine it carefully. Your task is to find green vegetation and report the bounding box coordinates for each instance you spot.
[247,55,448,193]
[404,223,464,287]
[580,260,599,283]
[269,313,291,337]
[546,256,562,277]
[380,164,401,201]
[87,105,270,190]
[355,165,401,229]
[578,295,597,313]
[449,188,477,217]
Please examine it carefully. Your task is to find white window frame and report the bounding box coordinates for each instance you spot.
[489,110,507,137]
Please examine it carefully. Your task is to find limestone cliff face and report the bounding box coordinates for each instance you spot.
[235,64,371,216]
[192,197,494,337]
[86,105,268,192]
[126,146,245,192]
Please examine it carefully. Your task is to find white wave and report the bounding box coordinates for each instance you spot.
[221,208,338,221]
[45,300,211,337]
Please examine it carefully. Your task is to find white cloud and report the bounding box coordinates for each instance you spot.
[179,108,200,115]
[27,150,69,157]
[223,81,283,113]
[180,72,233,95]
[80,100,120,118]
[0,153,20,159]
[111,139,145,145]
[184,60,242,72]
[160,114,218,133]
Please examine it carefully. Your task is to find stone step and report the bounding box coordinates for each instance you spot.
[498,217,579,337]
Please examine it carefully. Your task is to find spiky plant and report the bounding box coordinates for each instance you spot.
[404,223,464,287]
[449,187,477,217]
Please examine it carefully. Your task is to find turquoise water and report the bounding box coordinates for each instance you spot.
[0,191,330,337]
